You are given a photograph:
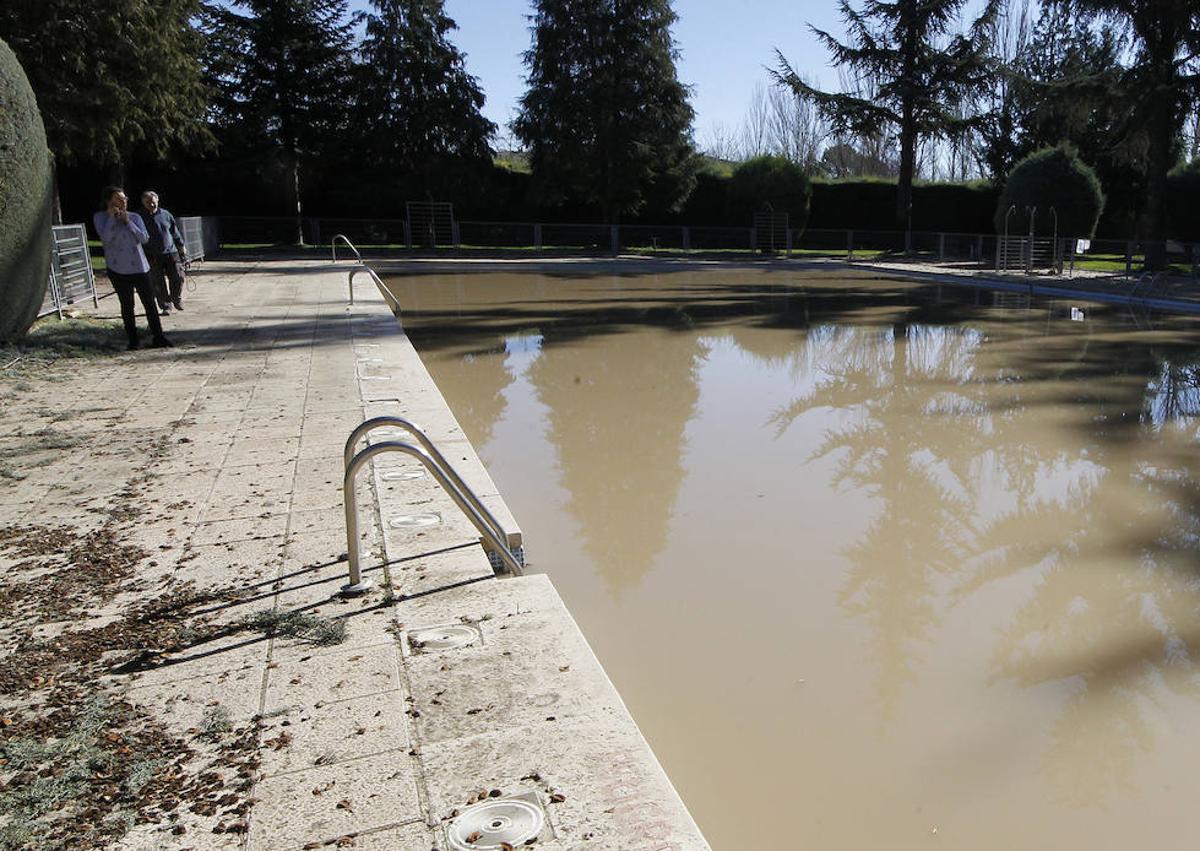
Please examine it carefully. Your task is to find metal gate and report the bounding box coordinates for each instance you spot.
[39,224,98,318]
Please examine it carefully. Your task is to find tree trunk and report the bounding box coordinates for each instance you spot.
[292,152,305,247]
[896,6,918,240]
[897,114,915,238]
[1142,81,1175,271]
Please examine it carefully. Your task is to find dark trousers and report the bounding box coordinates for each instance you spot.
[108,270,164,344]
[148,253,184,308]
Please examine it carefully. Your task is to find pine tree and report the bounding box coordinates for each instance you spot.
[774,0,1000,233]
[0,0,211,176]
[202,0,356,242]
[356,0,496,202]
[514,0,697,223]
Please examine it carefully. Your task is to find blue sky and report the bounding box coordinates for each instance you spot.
[348,1,849,141]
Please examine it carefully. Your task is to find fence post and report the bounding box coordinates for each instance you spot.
[847,230,854,261]
[681,226,690,252]
[610,225,619,254]
[452,221,461,248]
[938,232,945,262]
[976,234,983,266]
[403,220,411,249]
[533,223,543,250]
[785,227,793,256]
[1125,241,1134,278]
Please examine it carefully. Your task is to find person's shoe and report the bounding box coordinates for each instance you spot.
[151,336,174,348]
[172,301,184,311]
[127,340,140,351]
[160,305,171,315]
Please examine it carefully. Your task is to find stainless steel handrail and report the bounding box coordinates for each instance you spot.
[343,415,512,551]
[341,440,525,596]
[332,233,362,263]
[348,265,401,312]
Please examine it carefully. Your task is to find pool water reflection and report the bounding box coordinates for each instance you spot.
[386,268,1200,850]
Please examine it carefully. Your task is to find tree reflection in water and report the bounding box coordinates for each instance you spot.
[770,304,1200,803]
[396,268,1200,842]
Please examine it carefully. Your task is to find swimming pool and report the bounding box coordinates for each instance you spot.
[386,265,1200,850]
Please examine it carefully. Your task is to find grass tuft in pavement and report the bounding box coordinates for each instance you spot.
[239,608,347,646]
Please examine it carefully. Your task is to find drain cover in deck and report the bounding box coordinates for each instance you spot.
[389,512,441,528]
[448,797,545,850]
[381,469,425,481]
[407,624,479,654]
[371,427,407,440]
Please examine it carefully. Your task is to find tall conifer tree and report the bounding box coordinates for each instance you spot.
[202,0,355,242]
[1065,1,1199,267]
[774,0,1000,233]
[356,0,495,201]
[514,0,696,222]
[0,0,211,178]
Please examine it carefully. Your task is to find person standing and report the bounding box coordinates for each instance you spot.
[92,186,171,350]
[140,190,188,313]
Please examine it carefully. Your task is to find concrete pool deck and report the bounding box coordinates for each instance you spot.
[0,260,709,849]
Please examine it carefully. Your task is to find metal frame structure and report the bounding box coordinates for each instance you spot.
[39,224,98,318]
[177,216,217,262]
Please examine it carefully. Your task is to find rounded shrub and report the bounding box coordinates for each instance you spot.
[728,155,812,231]
[994,145,1104,238]
[0,37,53,342]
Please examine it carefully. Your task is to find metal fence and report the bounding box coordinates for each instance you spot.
[39,224,98,318]
[178,216,219,261]
[187,215,1200,279]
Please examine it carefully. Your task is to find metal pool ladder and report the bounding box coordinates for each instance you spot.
[331,233,402,312]
[331,233,362,264]
[340,416,525,596]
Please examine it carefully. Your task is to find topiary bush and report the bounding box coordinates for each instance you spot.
[994,145,1104,238]
[728,155,812,231]
[0,37,52,343]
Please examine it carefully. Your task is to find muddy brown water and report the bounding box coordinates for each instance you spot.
[385,267,1200,850]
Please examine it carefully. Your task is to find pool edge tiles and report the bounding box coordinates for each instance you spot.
[349,267,712,850]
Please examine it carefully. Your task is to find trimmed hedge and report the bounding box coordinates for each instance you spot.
[810,179,998,233]
[0,37,52,342]
[994,146,1104,238]
[1166,158,1200,241]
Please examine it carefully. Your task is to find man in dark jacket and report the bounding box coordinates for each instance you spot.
[140,190,188,314]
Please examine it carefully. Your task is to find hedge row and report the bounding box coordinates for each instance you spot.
[54,152,1200,241]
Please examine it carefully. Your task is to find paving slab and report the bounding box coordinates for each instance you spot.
[0,259,708,850]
